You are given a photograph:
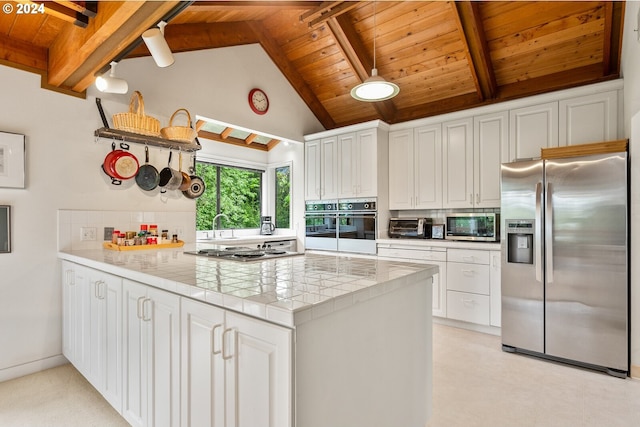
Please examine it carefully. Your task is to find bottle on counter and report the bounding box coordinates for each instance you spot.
[112,230,120,245]
[149,224,158,237]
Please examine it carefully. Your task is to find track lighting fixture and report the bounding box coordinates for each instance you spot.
[142,21,175,68]
[95,61,129,94]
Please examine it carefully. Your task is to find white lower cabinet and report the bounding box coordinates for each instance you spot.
[377,244,447,317]
[181,298,292,427]
[61,261,123,412]
[122,279,181,427]
[446,249,491,325]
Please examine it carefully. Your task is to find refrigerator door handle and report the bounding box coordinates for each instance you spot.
[545,182,554,284]
[535,181,543,282]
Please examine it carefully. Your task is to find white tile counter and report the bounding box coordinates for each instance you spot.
[58,246,437,328]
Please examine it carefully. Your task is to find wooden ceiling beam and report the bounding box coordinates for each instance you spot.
[126,21,259,58]
[453,1,496,101]
[220,127,233,139]
[246,20,336,129]
[198,130,269,151]
[330,14,397,123]
[195,120,207,132]
[304,2,360,28]
[30,1,89,28]
[245,133,258,145]
[266,139,281,150]
[602,1,624,77]
[47,1,180,92]
[54,1,98,17]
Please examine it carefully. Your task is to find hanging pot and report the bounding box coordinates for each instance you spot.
[102,142,139,185]
[158,151,183,190]
[135,146,160,191]
[183,154,206,199]
[178,151,191,191]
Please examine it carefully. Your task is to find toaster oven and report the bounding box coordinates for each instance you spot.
[388,218,432,238]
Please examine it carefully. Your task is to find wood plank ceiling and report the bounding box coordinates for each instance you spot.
[0,1,625,136]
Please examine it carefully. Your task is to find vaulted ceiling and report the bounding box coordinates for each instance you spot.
[0,1,625,132]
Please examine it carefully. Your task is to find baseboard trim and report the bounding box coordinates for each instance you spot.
[433,316,501,336]
[0,355,68,383]
[631,364,640,379]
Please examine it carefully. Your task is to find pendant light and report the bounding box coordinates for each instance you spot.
[142,21,175,68]
[351,0,399,102]
[95,61,129,94]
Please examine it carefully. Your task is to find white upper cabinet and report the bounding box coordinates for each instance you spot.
[443,117,474,208]
[509,101,559,161]
[304,136,338,200]
[388,125,442,209]
[338,130,377,198]
[559,90,618,146]
[474,111,509,208]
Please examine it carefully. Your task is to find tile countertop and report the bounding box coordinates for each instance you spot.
[58,245,437,328]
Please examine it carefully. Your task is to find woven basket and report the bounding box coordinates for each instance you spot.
[161,108,198,143]
[112,91,161,137]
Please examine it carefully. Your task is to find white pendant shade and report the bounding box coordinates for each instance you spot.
[351,68,399,102]
[142,22,175,68]
[95,62,128,94]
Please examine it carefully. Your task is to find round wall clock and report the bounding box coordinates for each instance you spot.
[248,88,269,115]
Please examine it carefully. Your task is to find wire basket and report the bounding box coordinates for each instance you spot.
[161,108,198,143]
[112,91,161,137]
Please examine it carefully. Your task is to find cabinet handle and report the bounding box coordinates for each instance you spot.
[462,269,476,276]
[469,194,473,205]
[476,193,480,204]
[222,328,235,360]
[212,324,223,355]
[66,270,75,286]
[94,280,105,299]
[142,298,152,322]
[462,256,475,262]
[462,298,475,307]
[137,296,146,320]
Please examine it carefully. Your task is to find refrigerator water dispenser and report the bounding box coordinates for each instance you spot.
[506,220,534,264]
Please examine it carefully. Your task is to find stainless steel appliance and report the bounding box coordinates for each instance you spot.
[501,148,629,377]
[305,198,377,254]
[260,215,275,235]
[388,218,432,238]
[445,212,499,241]
[184,245,300,262]
[337,198,377,254]
[304,200,338,251]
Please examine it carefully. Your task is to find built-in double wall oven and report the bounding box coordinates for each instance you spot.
[305,198,377,254]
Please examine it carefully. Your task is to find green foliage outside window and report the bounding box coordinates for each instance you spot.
[275,166,290,228]
[195,162,261,230]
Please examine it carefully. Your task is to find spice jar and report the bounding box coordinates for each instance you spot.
[117,233,125,246]
[171,234,178,243]
[112,230,120,245]
[149,224,158,237]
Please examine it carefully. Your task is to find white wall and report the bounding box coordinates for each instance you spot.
[0,42,316,380]
[621,0,640,376]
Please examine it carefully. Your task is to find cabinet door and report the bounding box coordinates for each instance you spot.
[509,102,558,161]
[225,311,292,427]
[337,132,357,198]
[73,265,91,379]
[122,280,149,427]
[559,91,618,146]
[356,129,378,198]
[443,117,473,208]
[87,270,122,412]
[321,136,338,199]
[474,112,508,208]
[304,139,320,200]
[388,130,415,209]
[414,124,442,209]
[147,286,180,427]
[181,298,226,427]
[61,261,78,365]
[489,250,501,328]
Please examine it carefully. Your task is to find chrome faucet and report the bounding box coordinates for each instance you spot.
[212,213,230,238]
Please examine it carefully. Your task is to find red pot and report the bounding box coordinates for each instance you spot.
[102,143,139,182]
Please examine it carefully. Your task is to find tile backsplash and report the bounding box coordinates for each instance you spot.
[58,209,196,251]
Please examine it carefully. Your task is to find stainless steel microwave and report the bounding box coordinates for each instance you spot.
[445,213,499,242]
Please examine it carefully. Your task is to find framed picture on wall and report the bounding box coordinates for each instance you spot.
[0,205,10,253]
[0,131,25,189]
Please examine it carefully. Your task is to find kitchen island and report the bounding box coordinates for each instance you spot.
[59,246,435,427]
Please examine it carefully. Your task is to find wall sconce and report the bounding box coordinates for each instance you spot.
[142,21,175,68]
[95,61,129,94]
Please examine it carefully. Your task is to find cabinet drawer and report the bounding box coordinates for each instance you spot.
[447,262,489,294]
[447,248,490,264]
[377,247,446,262]
[446,290,490,325]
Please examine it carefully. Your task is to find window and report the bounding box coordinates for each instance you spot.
[274,165,291,228]
[195,161,262,231]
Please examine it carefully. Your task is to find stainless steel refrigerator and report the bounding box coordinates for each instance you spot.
[500,148,629,377]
